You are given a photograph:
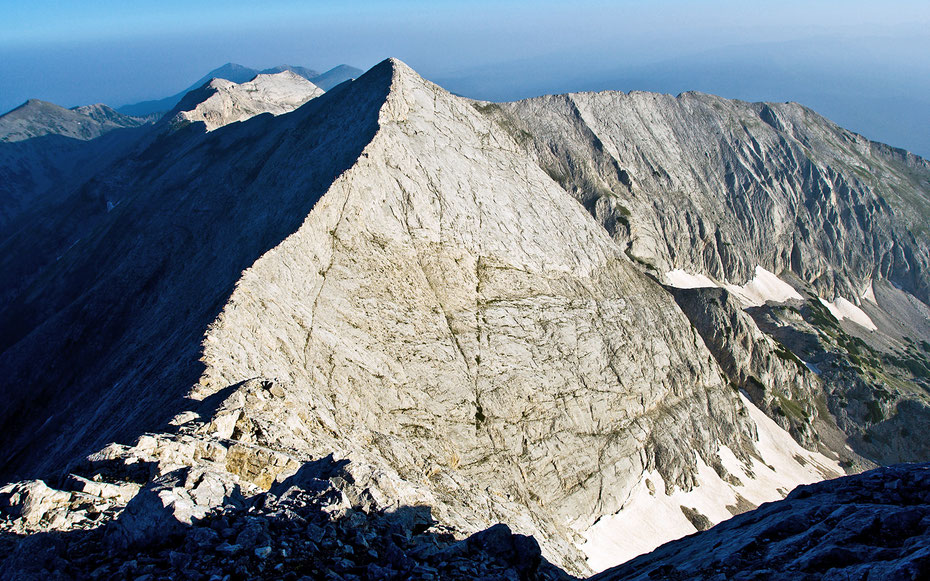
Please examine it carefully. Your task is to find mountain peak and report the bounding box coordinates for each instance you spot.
[251,69,307,84]
[166,71,324,131]
[7,99,63,115]
[214,62,253,74]
[373,57,437,93]
[0,98,147,143]
[383,57,420,80]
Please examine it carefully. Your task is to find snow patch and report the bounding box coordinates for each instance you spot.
[665,269,717,289]
[664,265,802,307]
[735,391,840,495]
[803,360,821,375]
[580,392,840,572]
[819,297,877,331]
[723,266,803,307]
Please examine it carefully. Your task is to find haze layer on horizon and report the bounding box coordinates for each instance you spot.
[1,0,928,157]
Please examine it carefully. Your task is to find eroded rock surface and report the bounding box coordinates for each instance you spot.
[488,87,930,470]
[670,286,826,450]
[192,58,800,573]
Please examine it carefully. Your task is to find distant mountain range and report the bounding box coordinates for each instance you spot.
[0,100,153,228]
[0,63,361,229]
[0,99,150,143]
[116,63,362,117]
[163,70,324,132]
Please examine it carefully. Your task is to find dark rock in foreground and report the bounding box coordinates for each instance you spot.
[3,463,929,580]
[593,463,930,581]
[1,473,568,581]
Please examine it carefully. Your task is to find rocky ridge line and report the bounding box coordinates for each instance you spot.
[166,71,325,132]
[495,91,930,307]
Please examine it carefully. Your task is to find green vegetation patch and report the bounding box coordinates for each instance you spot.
[471,102,534,144]
[775,394,807,421]
[865,399,884,423]
[472,102,501,116]
[806,298,839,331]
[773,341,806,372]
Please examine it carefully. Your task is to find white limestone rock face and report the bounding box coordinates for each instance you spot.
[167,71,324,131]
[0,480,71,527]
[107,466,247,549]
[190,59,803,574]
[497,91,930,307]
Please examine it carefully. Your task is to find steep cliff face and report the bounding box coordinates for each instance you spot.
[670,286,827,450]
[491,89,930,472]
[496,92,930,306]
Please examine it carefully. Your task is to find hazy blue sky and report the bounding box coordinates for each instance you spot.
[2,0,929,155]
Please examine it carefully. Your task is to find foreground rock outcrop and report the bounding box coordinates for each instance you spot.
[1,468,567,581]
[593,463,930,581]
[3,460,928,580]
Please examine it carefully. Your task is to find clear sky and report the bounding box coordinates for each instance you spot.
[2,0,929,155]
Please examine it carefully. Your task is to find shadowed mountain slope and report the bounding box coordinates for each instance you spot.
[0,62,389,484]
[0,100,153,228]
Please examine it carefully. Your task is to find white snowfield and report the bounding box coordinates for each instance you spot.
[665,265,876,331]
[819,296,878,331]
[665,265,802,307]
[724,266,804,307]
[664,269,718,289]
[171,71,324,131]
[580,393,842,572]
